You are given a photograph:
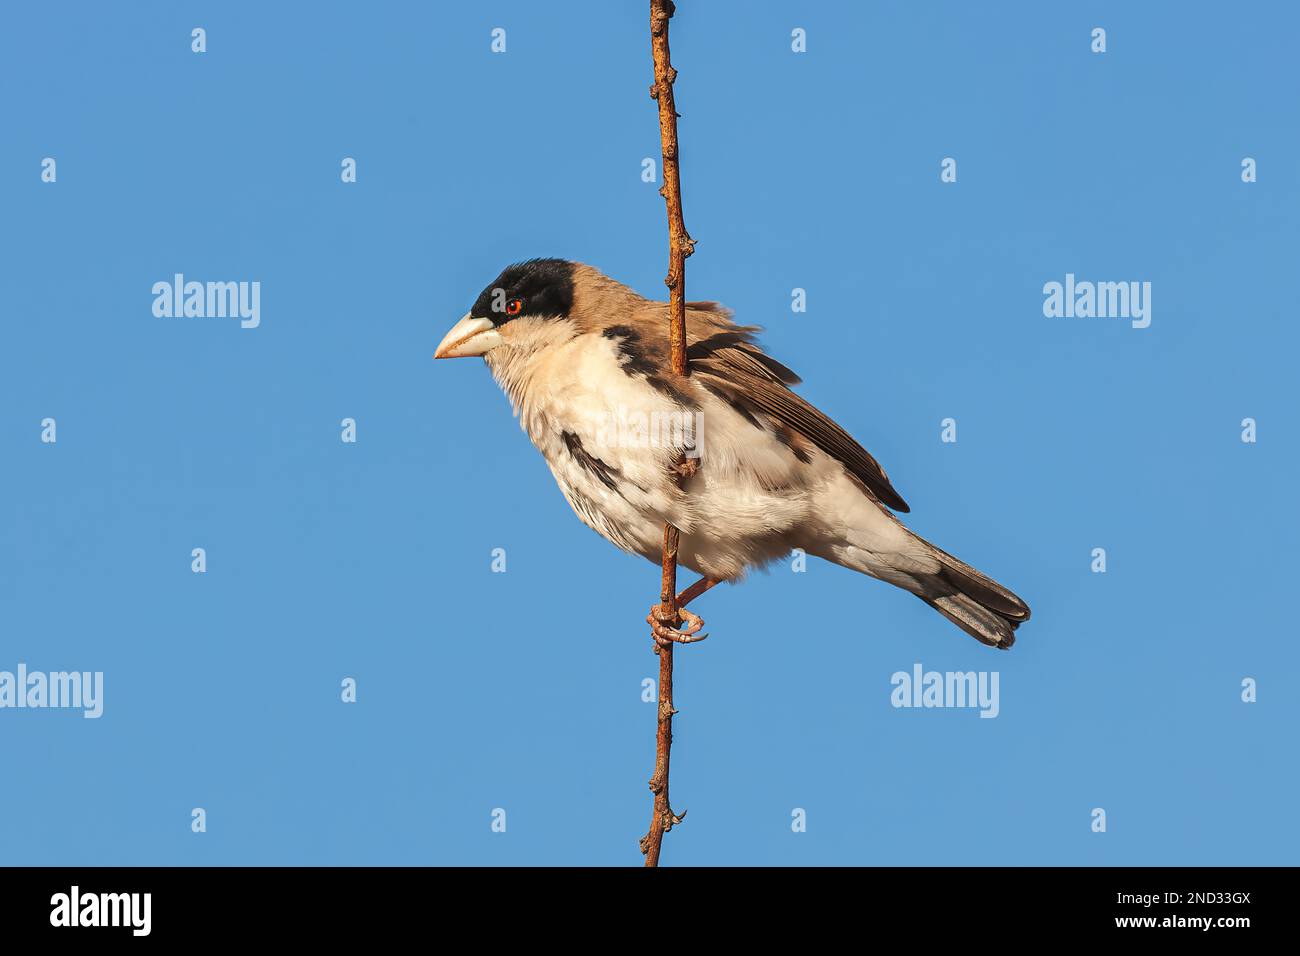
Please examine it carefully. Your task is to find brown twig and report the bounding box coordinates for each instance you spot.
[640,0,697,868]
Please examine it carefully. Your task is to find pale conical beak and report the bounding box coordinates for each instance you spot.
[435,313,503,359]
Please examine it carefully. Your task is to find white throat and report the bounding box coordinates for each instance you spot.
[484,317,580,423]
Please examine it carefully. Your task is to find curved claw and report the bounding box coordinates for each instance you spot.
[673,608,705,637]
[646,605,709,647]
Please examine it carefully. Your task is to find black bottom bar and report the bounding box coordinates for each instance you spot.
[0,865,1282,941]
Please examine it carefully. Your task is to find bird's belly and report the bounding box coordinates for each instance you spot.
[545,439,812,580]
[558,477,660,555]
[674,475,816,580]
[513,341,833,581]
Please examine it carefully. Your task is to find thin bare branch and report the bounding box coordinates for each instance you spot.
[640,0,698,868]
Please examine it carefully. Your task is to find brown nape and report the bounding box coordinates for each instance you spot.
[564,264,747,355]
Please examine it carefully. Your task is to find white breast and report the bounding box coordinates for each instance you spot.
[486,324,865,581]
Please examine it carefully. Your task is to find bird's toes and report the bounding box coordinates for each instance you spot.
[646,604,709,647]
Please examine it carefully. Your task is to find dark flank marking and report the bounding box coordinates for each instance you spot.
[562,431,619,490]
[602,325,658,376]
[603,325,700,408]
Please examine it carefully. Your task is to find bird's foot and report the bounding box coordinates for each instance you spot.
[646,603,708,649]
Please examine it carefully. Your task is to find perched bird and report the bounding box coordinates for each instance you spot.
[436,259,1030,648]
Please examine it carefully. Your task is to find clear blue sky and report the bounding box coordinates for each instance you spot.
[1,1,1295,865]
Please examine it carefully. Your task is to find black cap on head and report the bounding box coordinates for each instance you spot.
[471,258,576,326]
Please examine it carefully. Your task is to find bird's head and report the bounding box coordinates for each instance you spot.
[435,258,577,360]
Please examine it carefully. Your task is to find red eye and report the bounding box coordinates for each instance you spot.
[506,298,523,316]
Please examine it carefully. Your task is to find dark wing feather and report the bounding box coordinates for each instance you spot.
[688,329,910,513]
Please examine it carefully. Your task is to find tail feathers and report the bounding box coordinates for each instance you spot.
[932,547,1030,622]
[918,544,1031,650]
[923,591,1020,649]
